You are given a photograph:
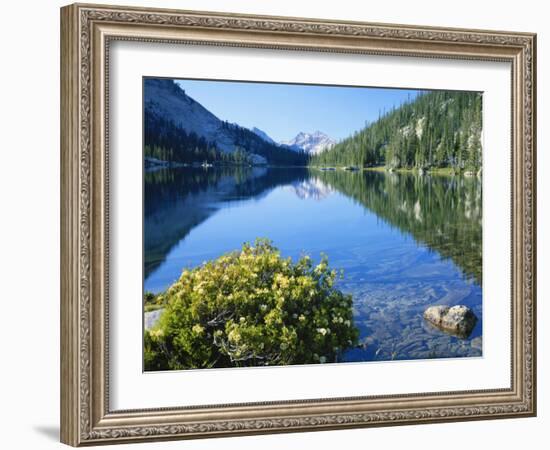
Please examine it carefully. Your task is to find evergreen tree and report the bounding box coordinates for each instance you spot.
[311,91,482,172]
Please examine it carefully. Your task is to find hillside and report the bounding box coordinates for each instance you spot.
[311,91,482,172]
[144,79,308,166]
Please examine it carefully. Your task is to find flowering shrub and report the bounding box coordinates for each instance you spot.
[144,239,359,371]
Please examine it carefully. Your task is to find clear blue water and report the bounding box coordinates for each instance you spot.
[144,167,482,361]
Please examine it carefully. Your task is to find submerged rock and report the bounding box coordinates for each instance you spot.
[423,305,477,338]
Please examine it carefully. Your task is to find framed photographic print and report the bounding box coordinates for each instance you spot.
[60,3,537,446]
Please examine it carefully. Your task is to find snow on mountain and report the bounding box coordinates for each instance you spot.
[281,131,336,155]
[251,126,336,155]
[144,79,312,165]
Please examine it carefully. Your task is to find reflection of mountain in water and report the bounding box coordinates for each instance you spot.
[144,167,308,277]
[145,167,481,286]
[315,169,482,284]
[287,178,334,200]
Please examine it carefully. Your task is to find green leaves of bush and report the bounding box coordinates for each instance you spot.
[145,239,358,370]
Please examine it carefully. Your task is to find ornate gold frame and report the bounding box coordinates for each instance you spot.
[60,3,537,446]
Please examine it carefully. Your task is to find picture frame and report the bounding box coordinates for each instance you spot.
[60,2,537,446]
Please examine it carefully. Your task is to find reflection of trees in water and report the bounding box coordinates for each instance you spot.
[315,169,482,284]
[145,167,482,287]
[144,167,309,277]
[145,166,255,216]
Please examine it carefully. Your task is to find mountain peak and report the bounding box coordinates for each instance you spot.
[143,79,308,165]
[282,131,336,155]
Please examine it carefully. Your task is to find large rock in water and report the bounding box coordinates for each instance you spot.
[423,305,477,338]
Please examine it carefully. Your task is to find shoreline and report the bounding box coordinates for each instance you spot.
[363,166,457,176]
[147,161,481,177]
[309,165,479,176]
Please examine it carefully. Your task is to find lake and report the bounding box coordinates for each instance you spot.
[144,166,482,362]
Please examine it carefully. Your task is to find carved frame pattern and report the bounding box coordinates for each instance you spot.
[60,3,536,446]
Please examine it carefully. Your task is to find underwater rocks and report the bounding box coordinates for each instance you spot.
[423,305,478,338]
[470,336,483,351]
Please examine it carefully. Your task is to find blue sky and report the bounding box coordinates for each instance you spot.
[174,79,422,143]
